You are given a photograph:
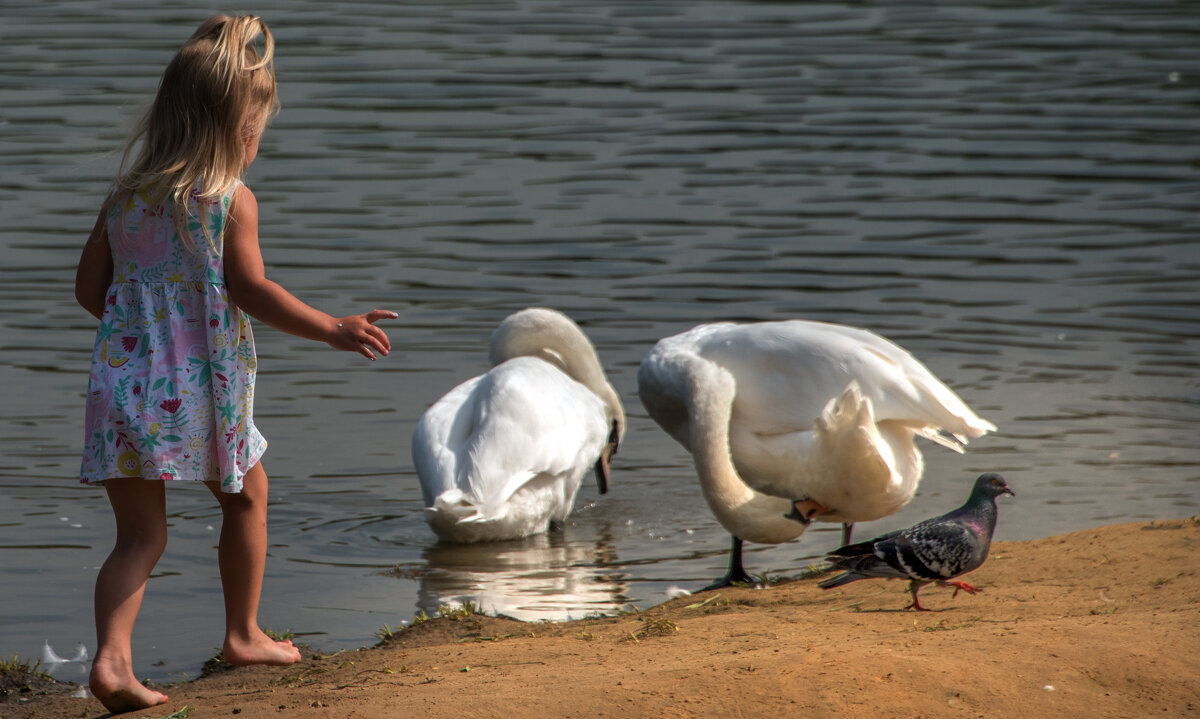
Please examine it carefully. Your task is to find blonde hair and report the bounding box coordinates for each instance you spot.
[112,15,278,251]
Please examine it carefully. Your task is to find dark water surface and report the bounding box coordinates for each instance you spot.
[2,1,1198,684]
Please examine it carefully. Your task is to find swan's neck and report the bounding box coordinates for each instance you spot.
[683,359,801,544]
[491,310,625,434]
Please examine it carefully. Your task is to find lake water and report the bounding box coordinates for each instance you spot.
[2,0,1198,685]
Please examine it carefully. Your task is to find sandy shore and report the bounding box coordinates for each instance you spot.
[3,518,1197,718]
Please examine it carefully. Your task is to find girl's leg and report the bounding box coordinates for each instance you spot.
[90,478,171,712]
[205,462,301,666]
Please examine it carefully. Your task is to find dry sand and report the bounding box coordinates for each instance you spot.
[3,518,1198,718]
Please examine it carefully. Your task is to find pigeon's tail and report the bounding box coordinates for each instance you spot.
[818,570,865,590]
[819,550,897,588]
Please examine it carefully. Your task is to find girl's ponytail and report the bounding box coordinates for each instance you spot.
[191,15,276,112]
[112,15,279,253]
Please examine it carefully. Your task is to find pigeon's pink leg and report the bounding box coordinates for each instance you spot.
[905,581,933,611]
[945,580,982,597]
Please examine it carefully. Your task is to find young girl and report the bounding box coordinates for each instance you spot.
[74,15,396,713]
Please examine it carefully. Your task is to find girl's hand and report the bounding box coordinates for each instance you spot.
[225,186,398,356]
[328,310,398,360]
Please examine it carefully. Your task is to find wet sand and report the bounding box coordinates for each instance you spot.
[3,518,1198,718]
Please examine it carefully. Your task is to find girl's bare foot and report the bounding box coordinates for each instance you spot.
[222,628,302,666]
[89,655,169,714]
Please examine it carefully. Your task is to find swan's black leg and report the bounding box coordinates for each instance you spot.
[841,522,853,545]
[700,536,755,591]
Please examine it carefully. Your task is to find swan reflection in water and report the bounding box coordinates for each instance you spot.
[398,527,629,622]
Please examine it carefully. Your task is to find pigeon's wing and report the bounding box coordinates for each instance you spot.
[826,528,905,559]
[880,520,981,581]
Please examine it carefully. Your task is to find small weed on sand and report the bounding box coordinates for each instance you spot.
[629,616,678,642]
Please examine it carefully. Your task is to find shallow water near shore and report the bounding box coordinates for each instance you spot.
[1,0,1197,684]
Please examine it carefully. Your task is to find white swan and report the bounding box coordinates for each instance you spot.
[637,319,996,589]
[413,308,625,543]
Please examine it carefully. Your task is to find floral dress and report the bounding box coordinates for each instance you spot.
[80,183,267,493]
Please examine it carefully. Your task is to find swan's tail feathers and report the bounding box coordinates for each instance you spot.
[818,381,871,433]
[813,382,896,492]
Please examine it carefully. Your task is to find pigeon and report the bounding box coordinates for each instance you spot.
[818,473,1014,610]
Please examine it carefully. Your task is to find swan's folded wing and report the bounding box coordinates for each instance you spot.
[849,333,997,441]
[413,376,485,508]
[772,322,996,442]
[463,358,610,517]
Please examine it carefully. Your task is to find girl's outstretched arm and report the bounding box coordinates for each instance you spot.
[223,184,396,360]
[76,207,114,320]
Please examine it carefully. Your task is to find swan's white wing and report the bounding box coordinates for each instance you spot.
[464,358,609,515]
[413,375,484,509]
[799,321,997,442]
[413,357,609,537]
[694,320,994,442]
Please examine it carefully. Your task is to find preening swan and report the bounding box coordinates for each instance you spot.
[413,308,625,543]
[637,320,995,589]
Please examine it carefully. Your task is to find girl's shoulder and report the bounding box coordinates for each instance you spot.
[229,179,251,202]
[227,181,257,221]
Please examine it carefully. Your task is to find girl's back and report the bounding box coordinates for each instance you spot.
[107,187,234,283]
[83,182,265,493]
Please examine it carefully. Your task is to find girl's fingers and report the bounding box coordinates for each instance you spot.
[355,336,379,360]
[360,331,391,360]
[367,324,391,351]
[334,311,396,359]
[365,309,399,324]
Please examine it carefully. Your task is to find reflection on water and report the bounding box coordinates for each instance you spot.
[39,641,91,685]
[408,529,630,621]
[1,0,1198,685]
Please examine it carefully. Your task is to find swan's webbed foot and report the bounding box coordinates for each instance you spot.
[700,566,755,592]
[700,536,755,591]
[783,498,830,525]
